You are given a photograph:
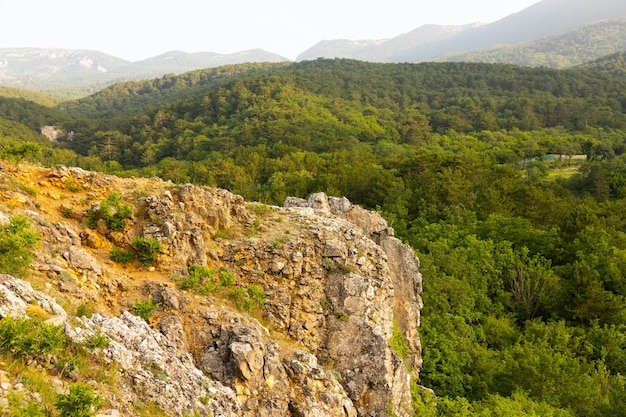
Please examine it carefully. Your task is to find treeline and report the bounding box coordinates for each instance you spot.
[4,58,626,415]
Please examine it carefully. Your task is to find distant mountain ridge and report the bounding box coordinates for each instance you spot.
[297,24,481,62]
[3,0,626,97]
[298,0,626,63]
[0,48,288,96]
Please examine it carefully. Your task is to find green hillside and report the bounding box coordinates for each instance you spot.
[0,86,61,107]
[4,58,626,415]
[579,50,626,75]
[441,18,626,68]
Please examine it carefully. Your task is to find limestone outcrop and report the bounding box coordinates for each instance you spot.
[0,165,422,417]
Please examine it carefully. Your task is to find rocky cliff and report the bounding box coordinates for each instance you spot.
[0,163,422,417]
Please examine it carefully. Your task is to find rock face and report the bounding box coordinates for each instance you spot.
[0,165,422,417]
[284,192,423,416]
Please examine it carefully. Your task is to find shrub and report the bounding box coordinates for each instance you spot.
[55,382,101,417]
[0,216,39,277]
[84,333,109,350]
[389,319,410,360]
[109,246,135,264]
[179,273,201,291]
[132,237,162,265]
[322,258,337,271]
[219,269,237,287]
[130,299,160,321]
[228,284,266,312]
[87,192,134,231]
[0,316,66,358]
[75,304,93,318]
[247,284,266,309]
[335,311,349,321]
[61,206,74,218]
[7,391,46,417]
[180,264,217,293]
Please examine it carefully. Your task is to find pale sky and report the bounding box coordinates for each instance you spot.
[0,0,543,62]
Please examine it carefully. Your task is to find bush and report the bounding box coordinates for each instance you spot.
[130,299,160,321]
[228,284,266,312]
[219,269,236,287]
[180,264,217,293]
[61,206,74,218]
[55,382,101,417]
[247,284,266,309]
[84,333,109,350]
[0,316,66,358]
[87,192,134,231]
[109,246,135,264]
[75,304,93,318]
[7,391,47,417]
[322,258,337,271]
[389,319,410,360]
[132,237,162,265]
[0,216,39,277]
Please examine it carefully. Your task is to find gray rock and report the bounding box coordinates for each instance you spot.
[0,275,67,319]
[63,246,102,276]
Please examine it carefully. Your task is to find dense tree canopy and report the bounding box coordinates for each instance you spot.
[3,57,626,415]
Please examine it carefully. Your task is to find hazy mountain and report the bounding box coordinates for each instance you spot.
[119,49,289,77]
[0,48,129,91]
[297,24,480,61]
[0,48,288,97]
[439,18,626,68]
[296,39,387,61]
[297,0,626,63]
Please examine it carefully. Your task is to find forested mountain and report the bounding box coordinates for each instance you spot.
[4,58,626,415]
[441,18,626,68]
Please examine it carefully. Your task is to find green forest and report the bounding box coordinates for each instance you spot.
[3,57,626,416]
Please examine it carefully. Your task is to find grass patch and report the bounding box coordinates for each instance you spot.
[388,319,410,360]
[64,178,84,192]
[212,228,236,240]
[246,202,272,217]
[267,234,290,249]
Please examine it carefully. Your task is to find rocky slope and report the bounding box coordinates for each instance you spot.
[0,163,422,416]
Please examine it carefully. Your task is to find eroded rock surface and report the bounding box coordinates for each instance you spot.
[0,166,422,417]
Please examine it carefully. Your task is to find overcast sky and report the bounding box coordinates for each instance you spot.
[0,0,542,62]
